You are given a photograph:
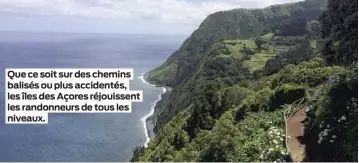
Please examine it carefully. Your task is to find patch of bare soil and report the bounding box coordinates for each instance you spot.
[287,107,307,162]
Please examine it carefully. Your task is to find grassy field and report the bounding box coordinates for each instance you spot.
[215,34,293,71]
[260,32,274,40]
[244,51,276,71]
[215,39,257,59]
[310,40,317,49]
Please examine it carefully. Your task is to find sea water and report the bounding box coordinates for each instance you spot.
[0,32,184,162]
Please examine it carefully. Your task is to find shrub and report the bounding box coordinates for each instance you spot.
[243,55,252,60]
[269,84,307,110]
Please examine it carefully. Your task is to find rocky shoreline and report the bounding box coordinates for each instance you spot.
[143,73,172,140]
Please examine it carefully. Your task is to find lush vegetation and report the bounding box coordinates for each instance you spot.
[319,0,358,65]
[132,0,357,162]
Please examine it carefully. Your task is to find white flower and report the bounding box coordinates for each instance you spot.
[341,116,347,121]
[323,132,328,136]
[273,140,278,144]
[327,124,330,128]
[306,107,310,112]
[338,119,341,123]
[330,140,334,143]
[332,135,337,139]
[281,150,286,155]
[318,140,322,144]
[260,154,264,159]
[319,124,323,128]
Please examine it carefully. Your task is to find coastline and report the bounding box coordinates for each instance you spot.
[138,73,171,147]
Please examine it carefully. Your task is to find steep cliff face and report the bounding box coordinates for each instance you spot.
[147,0,327,133]
[147,9,263,87]
[132,0,357,162]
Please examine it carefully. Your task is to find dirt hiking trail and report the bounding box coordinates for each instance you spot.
[287,106,307,162]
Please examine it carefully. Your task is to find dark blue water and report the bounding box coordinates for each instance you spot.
[0,32,184,162]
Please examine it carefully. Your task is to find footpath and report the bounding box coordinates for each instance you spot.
[287,106,307,162]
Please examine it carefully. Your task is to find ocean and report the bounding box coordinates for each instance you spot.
[0,32,184,162]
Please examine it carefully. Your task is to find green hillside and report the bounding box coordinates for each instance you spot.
[132,0,357,162]
[147,0,326,136]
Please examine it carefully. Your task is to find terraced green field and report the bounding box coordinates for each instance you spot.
[216,34,293,71]
[244,51,276,71]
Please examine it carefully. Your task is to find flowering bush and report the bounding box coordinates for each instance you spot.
[303,68,358,161]
[259,126,288,162]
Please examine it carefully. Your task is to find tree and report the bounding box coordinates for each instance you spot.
[255,38,262,51]
[263,41,314,76]
[319,0,358,65]
[130,146,145,162]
